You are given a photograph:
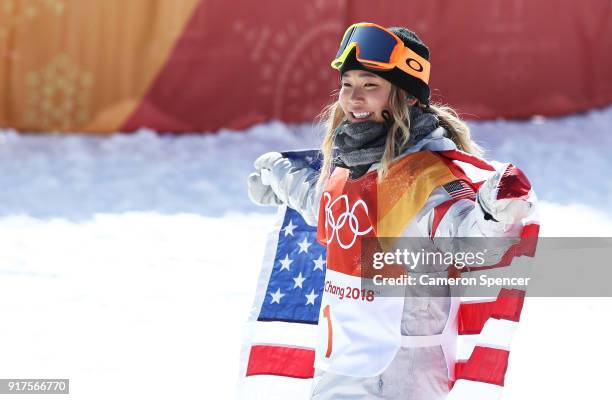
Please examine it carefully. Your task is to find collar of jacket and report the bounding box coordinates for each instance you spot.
[362,126,457,174]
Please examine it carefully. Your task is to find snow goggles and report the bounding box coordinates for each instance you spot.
[331,22,430,84]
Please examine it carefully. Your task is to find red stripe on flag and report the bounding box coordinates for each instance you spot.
[437,150,496,172]
[246,345,315,379]
[492,288,525,322]
[453,361,467,385]
[455,346,510,386]
[431,199,459,238]
[451,189,475,199]
[437,157,481,191]
[459,289,526,335]
[520,223,539,256]
[458,301,496,335]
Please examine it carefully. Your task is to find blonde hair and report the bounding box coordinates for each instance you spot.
[315,86,483,191]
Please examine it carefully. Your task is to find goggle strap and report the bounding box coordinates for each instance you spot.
[396,46,431,84]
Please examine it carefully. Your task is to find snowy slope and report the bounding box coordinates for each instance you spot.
[1,105,611,219]
[0,105,611,399]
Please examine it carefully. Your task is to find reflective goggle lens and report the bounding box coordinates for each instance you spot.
[334,24,399,68]
[349,25,398,63]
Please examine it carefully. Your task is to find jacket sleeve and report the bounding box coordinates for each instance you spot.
[265,157,323,227]
[413,169,538,399]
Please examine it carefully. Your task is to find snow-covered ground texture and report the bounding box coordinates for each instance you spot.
[0,104,611,400]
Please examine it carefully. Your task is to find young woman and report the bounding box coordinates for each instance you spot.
[248,22,538,400]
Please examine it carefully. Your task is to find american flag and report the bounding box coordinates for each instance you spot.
[237,149,539,400]
[256,206,326,325]
[237,150,325,399]
[443,179,476,200]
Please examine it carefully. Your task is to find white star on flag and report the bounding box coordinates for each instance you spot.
[305,288,319,305]
[283,220,297,237]
[270,288,285,304]
[313,254,326,271]
[279,254,293,271]
[292,272,306,289]
[297,237,312,254]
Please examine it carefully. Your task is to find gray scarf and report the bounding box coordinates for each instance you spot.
[333,106,439,178]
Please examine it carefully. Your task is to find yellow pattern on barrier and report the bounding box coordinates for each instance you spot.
[25,54,93,131]
[0,0,200,133]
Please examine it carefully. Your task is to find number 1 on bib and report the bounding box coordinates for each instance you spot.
[322,304,333,358]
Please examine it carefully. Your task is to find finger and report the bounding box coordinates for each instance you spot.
[260,168,272,186]
[247,172,264,203]
[248,171,263,186]
[262,189,283,205]
[247,172,282,206]
[254,152,283,170]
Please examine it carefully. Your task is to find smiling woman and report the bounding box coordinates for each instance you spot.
[246,22,540,400]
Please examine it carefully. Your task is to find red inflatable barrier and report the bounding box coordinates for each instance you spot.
[1,0,610,133]
[124,0,612,133]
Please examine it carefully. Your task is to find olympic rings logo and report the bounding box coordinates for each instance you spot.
[323,192,373,249]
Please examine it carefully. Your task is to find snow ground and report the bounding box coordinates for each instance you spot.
[0,105,611,399]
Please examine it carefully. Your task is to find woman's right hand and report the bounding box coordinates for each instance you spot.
[246,151,321,226]
[247,170,283,206]
[247,152,285,206]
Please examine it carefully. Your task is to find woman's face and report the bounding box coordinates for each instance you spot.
[339,70,392,123]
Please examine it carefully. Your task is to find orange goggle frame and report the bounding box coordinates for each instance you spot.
[331,22,430,84]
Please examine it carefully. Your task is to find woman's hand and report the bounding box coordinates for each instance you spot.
[247,171,283,206]
[247,152,284,206]
[246,151,320,225]
[476,163,535,224]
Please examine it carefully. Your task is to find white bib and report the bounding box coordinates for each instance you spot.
[314,269,405,377]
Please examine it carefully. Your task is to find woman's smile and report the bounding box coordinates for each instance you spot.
[349,111,374,121]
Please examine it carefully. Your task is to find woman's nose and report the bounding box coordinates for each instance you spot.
[350,87,364,102]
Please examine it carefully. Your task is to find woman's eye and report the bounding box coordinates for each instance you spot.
[340,82,376,87]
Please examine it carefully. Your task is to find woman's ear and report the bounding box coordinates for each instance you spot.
[406,95,418,106]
